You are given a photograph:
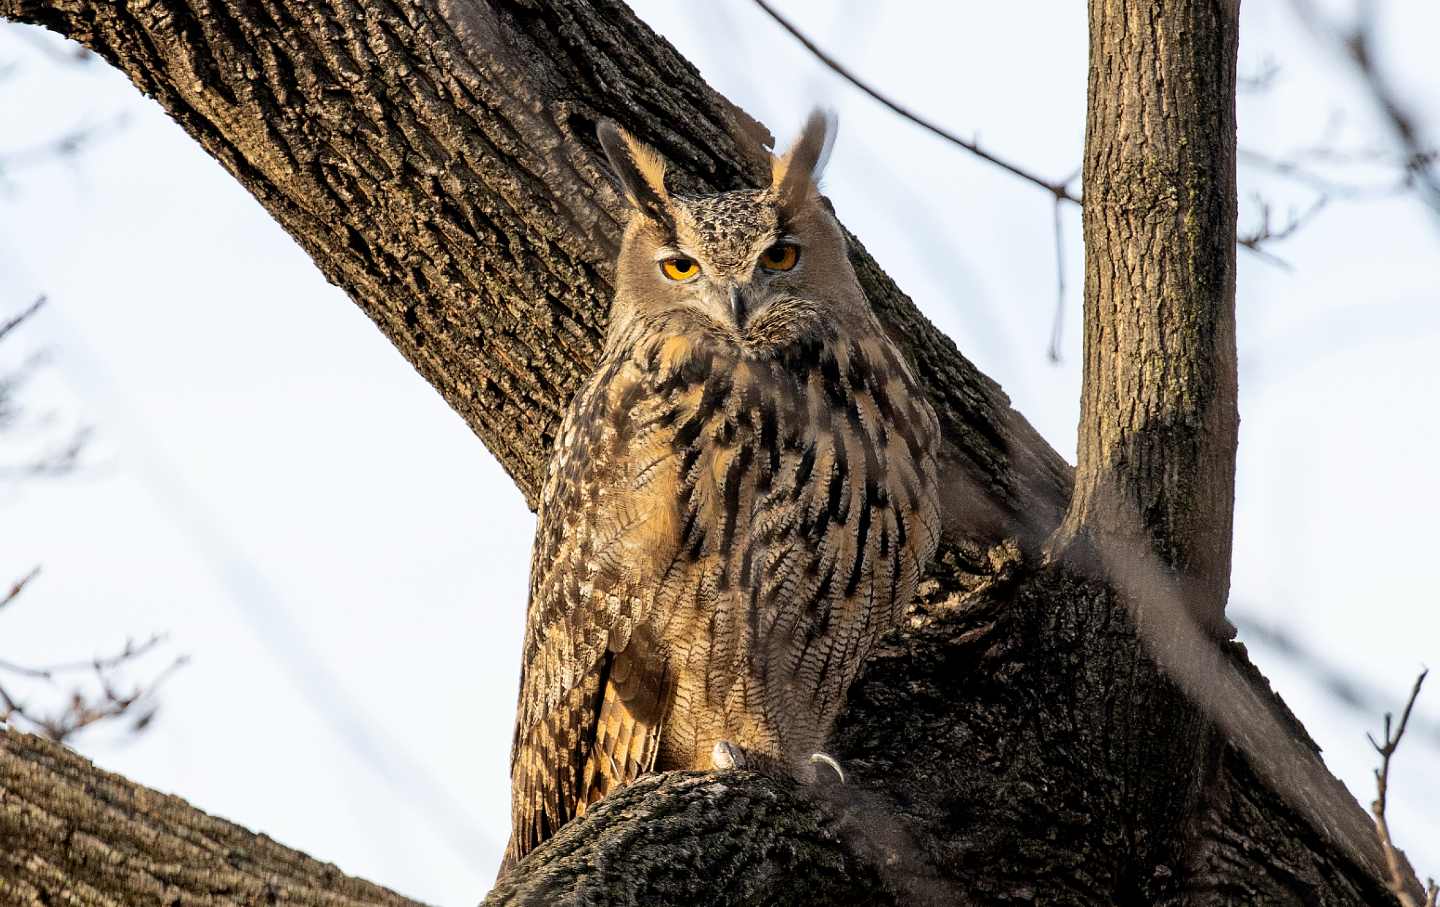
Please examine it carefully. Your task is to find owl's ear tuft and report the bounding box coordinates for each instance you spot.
[598,120,672,226]
[770,108,837,213]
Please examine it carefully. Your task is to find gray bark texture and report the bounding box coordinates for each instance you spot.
[0,730,421,906]
[0,0,1420,905]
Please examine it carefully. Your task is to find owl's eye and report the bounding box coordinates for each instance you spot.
[660,256,700,281]
[759,242,800,272]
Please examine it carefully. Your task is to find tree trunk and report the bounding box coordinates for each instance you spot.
[1052,0,1240,637]
[0,1,1417,905]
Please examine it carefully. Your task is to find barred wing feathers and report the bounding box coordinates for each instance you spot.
[506,320,939,865]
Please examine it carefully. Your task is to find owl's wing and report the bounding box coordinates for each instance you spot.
[505,359,679,868]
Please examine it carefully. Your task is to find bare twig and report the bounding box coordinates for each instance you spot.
[751,0,1321,359]
[1241,147,1416,200]
[0,113,130,175]
[0,296,95,479]
[0,649,188,742]
[0,296,45,344]
[1,566,41,611]
[10,25,97,66]
[1288,0,1440,230]
[0,633,168,680]
[0,570,186,743]
[1368,670,1438,907]
[1236,195,1330,269]
[750,0,1104,358]
[1238,57,1282,93]
[1236,613,1440,746]
[1046,197,1067,363]
[750,0,1080,206]
[0,424,93,478]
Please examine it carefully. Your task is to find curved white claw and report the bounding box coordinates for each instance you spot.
[809,752,846,784]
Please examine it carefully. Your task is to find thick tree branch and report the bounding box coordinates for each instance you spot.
[0,0,1068,563]
[0,728,423,906]
[1,559,1402,907]
[493,545,1402,905]
[485,772,898,906]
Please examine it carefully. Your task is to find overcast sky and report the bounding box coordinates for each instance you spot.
[1,2,1437,904]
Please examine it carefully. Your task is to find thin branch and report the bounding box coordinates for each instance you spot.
[0,296,45,344]
[0,113,129,174]
[753,0,1342,276]
[1237,57,1282,93]
[752,0,1314,306]
[0,566,41,611]
[0,298,94,479]
[750,0,1094,359]
[10,25,97,66]
[750,0,1080,205]
[1236,194,1330,269]
[0,424,93,478]
[1288,0,1440,230]
[1046,197,1067,363]
[0,650,188,743]
[1241,146,1416,200]
[1368,670,1438,907]
[1236,613,1440,746]
[0,568,186,743]
[0,633,168,681]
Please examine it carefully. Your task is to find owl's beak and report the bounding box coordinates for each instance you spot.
[728,284,747,330]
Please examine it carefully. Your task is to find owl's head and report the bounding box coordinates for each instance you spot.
[599,111,866,351]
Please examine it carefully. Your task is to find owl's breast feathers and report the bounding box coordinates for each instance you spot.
[506,319,940,867]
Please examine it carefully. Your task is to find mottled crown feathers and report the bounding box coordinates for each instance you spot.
[598,108,838,222]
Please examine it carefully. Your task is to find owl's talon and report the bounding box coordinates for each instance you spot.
[711,740,748,771]
[809,752,846,784]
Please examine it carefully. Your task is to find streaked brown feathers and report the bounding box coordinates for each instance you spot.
[503,111,939,870]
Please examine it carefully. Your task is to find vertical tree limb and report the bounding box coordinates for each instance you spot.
[1052,0,1241,636]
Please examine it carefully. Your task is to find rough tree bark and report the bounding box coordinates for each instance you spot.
[0,732,422,907]
[1052,0,1240,637]
[0,0,1418,905]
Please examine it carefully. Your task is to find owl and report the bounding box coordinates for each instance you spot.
[503,111,941,870]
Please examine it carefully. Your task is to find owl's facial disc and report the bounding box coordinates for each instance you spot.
[652,238,800,335]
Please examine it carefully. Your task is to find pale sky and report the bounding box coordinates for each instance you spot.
[1,3,1436,904]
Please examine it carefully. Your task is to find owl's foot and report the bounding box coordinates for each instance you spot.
[808,752,846,784]
[710,740,749,771]
[711,742,845,783]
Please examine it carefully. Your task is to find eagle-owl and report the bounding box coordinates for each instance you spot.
[504,111,941,869]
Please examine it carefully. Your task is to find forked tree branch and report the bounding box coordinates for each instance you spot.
[0,1,1415,904]
[1369,671,1438,907]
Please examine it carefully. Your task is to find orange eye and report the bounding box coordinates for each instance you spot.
[759,243,799,271]
[661,257,699,281]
